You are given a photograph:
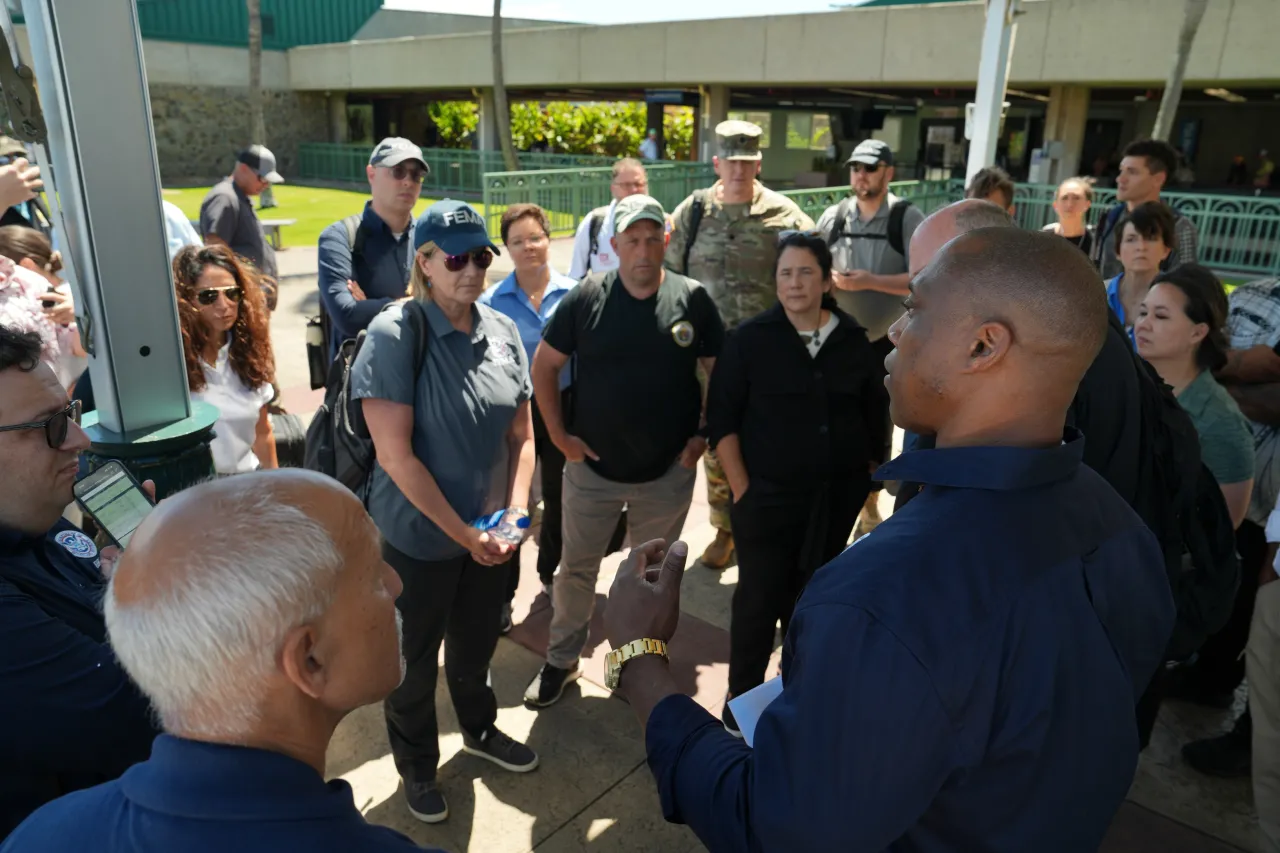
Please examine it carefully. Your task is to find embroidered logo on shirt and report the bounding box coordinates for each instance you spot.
[671,320,695,348]
[487,340,520,366]
[55,530,98,560]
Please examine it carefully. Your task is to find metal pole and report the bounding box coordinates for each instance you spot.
[965,0,1019,186]
[9,0,216,494]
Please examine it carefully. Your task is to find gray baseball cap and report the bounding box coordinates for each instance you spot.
[238,144,284,184]
[614,194,667,233]
[370,137,429,172]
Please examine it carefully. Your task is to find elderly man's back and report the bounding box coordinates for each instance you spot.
[0,736,432,852]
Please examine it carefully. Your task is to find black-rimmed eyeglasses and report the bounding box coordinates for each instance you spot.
[0,399,82,448]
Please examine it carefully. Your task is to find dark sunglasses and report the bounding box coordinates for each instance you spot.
[852,163,882,174]
[441,250,494,272]
[194,286,243,306]
[389,164,427,183]
[0,399,82,448]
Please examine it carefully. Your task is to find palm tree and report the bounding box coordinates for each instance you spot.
[1151,0,1209,142]
[491,0,520,171]
[246,0,275,207]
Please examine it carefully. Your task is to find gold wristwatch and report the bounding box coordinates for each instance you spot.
[604,638,668,690]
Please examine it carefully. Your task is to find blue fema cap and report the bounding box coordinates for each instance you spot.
[413,199,501,256]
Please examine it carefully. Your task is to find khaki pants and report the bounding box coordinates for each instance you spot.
[1249,579,1280,853]
[547,460,695,670]
[703,449,731,533]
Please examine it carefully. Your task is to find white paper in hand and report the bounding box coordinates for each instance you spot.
[727,676,783,747]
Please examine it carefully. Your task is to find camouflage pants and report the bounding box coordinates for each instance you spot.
[704,448,732,532]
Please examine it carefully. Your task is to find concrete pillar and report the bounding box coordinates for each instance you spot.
[477,88,499,151]
[646,101,665,159]
[1044,84,1090,183]
[328,92,348,144]
[699,84,730,162]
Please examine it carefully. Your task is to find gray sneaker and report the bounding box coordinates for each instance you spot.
[461,727,539,773]
[405,780,448,824]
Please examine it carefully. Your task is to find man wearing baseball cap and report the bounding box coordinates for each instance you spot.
[317,138,429,357]
[199,144,284,309]
[525,194,725,709]
[815,139,924,537]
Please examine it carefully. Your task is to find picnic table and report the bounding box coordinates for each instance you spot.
[260,218,297,250]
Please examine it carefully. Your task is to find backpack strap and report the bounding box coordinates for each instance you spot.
[681,190,707,274]
[587,209,605,269]
[887,199,913,257]
[826,196,853,249]
[341,213,365,265]
[401,298,431,377]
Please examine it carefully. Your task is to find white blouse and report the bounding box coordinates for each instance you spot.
[192,341,273,474]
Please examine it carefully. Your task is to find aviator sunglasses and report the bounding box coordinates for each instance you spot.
[0,399,82,449]
[193,286,243,306]
[441,250,495,272]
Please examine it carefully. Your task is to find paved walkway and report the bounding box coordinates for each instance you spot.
[266,241,1262,852]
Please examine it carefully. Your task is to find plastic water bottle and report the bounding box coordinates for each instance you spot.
[472,507,529,547]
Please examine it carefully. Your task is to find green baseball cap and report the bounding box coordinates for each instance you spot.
[614,194,667,233]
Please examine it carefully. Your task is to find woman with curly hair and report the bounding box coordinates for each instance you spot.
[173,244,277,474]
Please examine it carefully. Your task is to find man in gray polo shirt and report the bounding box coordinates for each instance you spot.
[815,139,923,534]
[200,144,283,309]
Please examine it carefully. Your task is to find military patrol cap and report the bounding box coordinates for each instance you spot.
[715,120,763,161]
[0,136,28,158]
[614,194,667,233]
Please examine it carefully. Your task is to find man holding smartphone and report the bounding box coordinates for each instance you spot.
[0,324,158,841]
[815,140,924,537]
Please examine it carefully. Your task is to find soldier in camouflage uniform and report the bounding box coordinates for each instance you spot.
[665,120,814,569]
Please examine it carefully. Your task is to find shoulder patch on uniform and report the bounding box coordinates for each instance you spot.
[55,530,98,559]
[671,320,696,347]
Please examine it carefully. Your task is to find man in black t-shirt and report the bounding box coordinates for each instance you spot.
[524,195,724,708]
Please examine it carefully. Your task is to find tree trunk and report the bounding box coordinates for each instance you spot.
[247,0,275,207]
[1151,0,1208,142]
[491,0,520,171]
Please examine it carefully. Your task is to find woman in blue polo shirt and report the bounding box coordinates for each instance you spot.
[479,204,576,630]
[351,200,538,825]
[1135,264,1255,529]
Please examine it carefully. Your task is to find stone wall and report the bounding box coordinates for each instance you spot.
[149,84,328,184]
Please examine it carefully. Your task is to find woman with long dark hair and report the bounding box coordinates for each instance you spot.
[707,230,888,736]
[172,244,277,474]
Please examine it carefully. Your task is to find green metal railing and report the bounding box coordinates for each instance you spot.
[480,162,717,237]
[298,143,670,197]
[781,180,960,222]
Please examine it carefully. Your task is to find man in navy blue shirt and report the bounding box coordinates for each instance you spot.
[2,469,441,852]
[602,228,1176,852]
[0,325,158,841]
[318,137,426,356]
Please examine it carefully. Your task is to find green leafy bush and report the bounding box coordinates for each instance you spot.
[428,100,693,160]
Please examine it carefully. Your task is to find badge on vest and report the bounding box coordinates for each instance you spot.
[671,320,695,347]
[55,530,98,560]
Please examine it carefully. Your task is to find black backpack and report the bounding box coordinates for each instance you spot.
[826,196,913,257]
[303,299,429,498]
[1121,314,1240,660]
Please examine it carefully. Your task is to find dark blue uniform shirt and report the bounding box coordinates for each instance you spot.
[0,736,440,852]
[646,431,1176,852]
[318,202,415,356]
[0,520,158,840]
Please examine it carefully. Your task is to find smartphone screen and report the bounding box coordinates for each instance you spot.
[74,462,154,548]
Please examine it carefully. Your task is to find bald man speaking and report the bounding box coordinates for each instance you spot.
[1,471,440,853]
[603,229,1176,851]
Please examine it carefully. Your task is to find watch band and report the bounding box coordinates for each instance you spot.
[605,638,668,689]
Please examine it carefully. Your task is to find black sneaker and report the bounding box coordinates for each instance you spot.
[461,727,539,773]
[1182,712,1252,778]
[499,604,513,635]
[722,701,743,739]
[1164,666,1236,710]
[405,780,448,824]
[523,662,579,708]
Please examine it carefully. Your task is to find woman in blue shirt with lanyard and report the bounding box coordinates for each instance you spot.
[479,205,577,631]
[352,200,538,826]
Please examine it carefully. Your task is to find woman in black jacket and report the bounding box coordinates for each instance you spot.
[707,230,889,735]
